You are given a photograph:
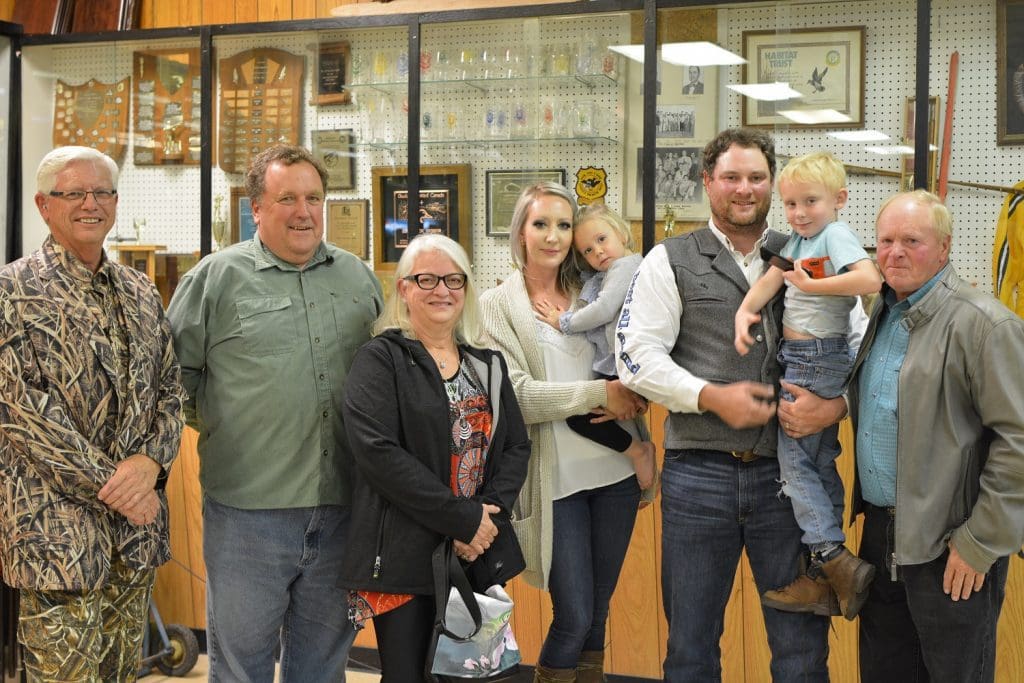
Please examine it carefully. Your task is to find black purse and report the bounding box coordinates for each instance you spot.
[463,510,525,592]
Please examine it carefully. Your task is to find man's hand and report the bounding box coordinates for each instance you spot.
[98,453,162,515]
[943,542,985,601]
[777,381,847,439]
[698,381,776,429]
[120,489,161,526]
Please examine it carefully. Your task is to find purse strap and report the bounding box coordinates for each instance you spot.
[432,539,483,640]
[425,539,484,682]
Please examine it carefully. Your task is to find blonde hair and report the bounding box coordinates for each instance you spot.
[508,181,580,294]
[573,203,634,272]
[373,233,487,346]
[877,189,953,240]
[778,151,847,195]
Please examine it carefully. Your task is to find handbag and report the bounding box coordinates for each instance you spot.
[426,540,521,681]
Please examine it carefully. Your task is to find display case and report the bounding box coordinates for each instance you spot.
[8,2,1024,680]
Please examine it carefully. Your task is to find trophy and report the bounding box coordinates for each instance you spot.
[212,194,228,250]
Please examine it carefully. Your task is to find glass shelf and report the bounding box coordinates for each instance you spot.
[346,72,619,96]
[356,135,619,151]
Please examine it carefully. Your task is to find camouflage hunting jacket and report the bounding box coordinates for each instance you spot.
[0,237,184,591]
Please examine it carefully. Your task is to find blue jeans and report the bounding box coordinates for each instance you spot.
[539,475,641,669]
[203,497,355,683]
[858,504,1008,683]
[661,450,829,682]
[777,337,852,553]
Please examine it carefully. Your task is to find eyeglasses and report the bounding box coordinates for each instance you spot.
[403,272,467,290]
[48,189,118,204]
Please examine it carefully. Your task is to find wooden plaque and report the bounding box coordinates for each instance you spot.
[52,78,130,163]
[133,49,201,166]
[218,48,305,175]
[316,42,351,105]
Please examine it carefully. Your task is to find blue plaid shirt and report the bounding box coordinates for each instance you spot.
[855,266,947,506]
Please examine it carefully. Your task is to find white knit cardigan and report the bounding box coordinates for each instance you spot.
[480,269,609,589]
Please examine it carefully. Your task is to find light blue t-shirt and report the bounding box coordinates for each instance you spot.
[780,220,871,337]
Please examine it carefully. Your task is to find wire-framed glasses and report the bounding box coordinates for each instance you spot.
[48,189,118,204]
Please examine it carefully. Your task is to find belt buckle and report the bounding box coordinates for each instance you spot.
[730,449,758,463]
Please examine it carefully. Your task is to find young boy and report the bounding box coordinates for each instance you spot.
[534,203,657,491]
[734,151,882,620]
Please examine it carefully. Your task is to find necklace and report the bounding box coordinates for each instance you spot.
[439,358,448,370]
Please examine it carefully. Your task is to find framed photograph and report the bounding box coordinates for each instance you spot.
[372,165,471,270]
[900,96,940,192]
[742,26,865,128]
[312,129,356,190]
[997,0,1024,144]
[485,169,565,236]
[230,186,257,244]
[315,41,351,106]
[623,53,718,220]
[326,199,369,259]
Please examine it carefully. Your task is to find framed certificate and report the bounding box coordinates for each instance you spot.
[326,199,369,259]
[742,26,865,128]
[312,129,356,190]
[485,169,565,236]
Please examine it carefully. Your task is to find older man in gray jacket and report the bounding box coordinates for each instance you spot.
[782,190,1024,682]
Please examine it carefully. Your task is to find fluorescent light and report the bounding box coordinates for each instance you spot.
[661,42,745,67]
[828,130,890,142]
[865,145,915,155]
[608,44,644,63]
[777,109,852,125]
[727,82,802,101]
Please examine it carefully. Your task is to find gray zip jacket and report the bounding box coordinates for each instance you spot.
[849,264,1024,573]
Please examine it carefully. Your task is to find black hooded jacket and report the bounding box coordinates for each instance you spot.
[339,329,531,594]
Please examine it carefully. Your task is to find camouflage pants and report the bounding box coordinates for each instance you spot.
[18,554,155,682]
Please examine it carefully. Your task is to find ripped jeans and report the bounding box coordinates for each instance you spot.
[777,337,852,554]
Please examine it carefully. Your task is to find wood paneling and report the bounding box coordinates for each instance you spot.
[154,406,1024,679]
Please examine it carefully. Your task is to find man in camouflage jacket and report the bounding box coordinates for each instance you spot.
[0,146,184,680]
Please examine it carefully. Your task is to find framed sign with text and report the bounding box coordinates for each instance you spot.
[371,165,471,270]
[326,199,368,259]
[742,26,864,128]
[485,169,565,236]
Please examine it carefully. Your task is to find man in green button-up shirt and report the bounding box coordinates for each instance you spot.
[167,145,382,682]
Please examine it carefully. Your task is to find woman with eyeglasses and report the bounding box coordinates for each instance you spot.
[480,183,651,682]
[339,233,530,681]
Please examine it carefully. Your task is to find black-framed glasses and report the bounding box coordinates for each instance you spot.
[48,189,118,204]
[403,272,467,291]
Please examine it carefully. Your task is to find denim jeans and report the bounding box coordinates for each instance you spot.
[203,497,355,683]
[858,504,1009,683]
[777,337,852,553]
[661,450,829,682]
[538,475,641,669]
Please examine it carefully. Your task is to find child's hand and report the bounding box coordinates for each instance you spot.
[783,259,814,291]
[734,309,761,355]
[533,299,565,330]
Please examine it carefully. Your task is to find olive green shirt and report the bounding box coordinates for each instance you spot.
[167,237,382,509]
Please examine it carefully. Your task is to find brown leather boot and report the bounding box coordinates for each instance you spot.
[534,664,577,682]
[576,650,606,683]
[761,573,841,616]
[820,547,875,620]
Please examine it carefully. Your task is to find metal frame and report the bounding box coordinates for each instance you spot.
[6,0,934,259]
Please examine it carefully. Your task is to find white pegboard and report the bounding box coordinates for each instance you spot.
[930,0,1014,292]
[723,1,916,252]
[723,0,1008,292]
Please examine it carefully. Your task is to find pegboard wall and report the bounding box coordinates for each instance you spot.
[18,2,1016,295]
[723,0,1012,292]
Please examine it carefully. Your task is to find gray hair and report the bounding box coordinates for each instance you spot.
[507,181,580,293]
[373,233,487,347]
[36,146,119,193]
[877,189,953,240]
